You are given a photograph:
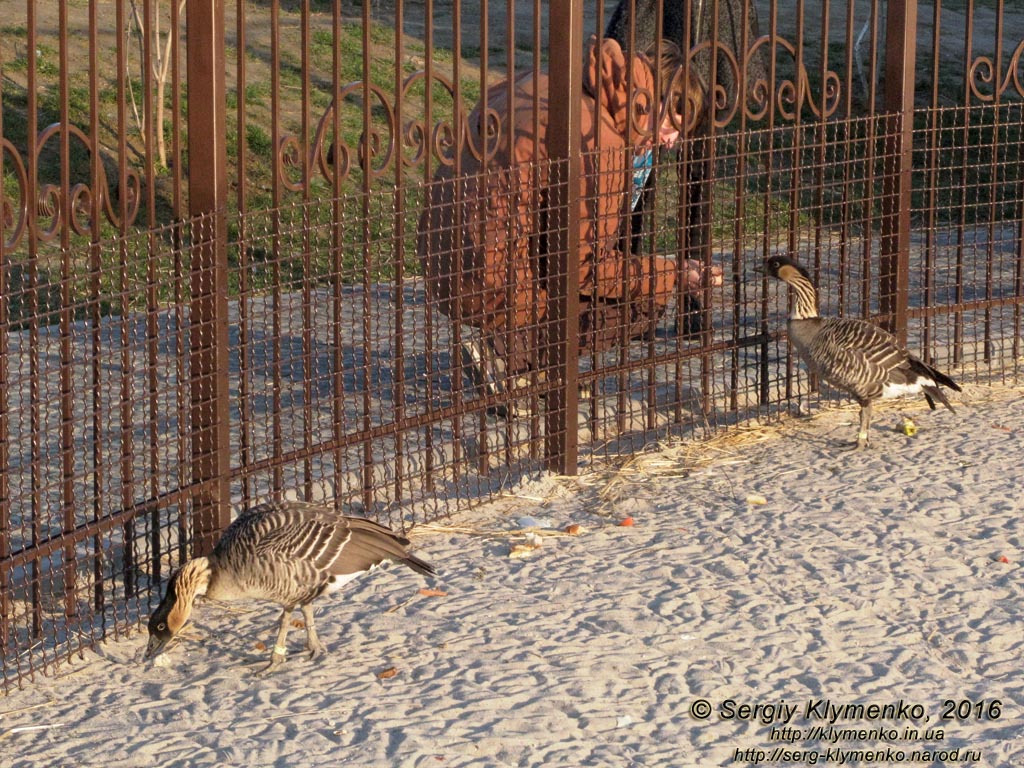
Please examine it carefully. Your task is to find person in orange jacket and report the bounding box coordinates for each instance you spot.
[418,36,722,407]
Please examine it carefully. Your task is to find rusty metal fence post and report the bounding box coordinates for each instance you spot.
[186,0,232,554]
[879,0,918,340]
[0,71,7,651]
[544,0,584,475]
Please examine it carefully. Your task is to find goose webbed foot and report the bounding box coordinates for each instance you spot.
[254,647,287,676]
[849,430,871,450]
[301,604,325,661]
[306,640,326,661]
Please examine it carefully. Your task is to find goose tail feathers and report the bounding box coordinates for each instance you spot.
[924,364,961,393]
[402,554,437,578]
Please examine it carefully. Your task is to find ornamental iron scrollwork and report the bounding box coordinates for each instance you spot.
[969,40,1024,102]
[280,80,399,193]
[1,123,142,251]
[279,69,500,194]
[657,33,840,129]
[745,35,841,123]
[1,138,28,251]
[400,69,501,169]
[688,36,744,128]
[277,33,842,196]
[35,123,142,242]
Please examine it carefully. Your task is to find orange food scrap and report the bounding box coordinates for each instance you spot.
[377,666,399,680]
[419,588,448,597]
[291,618,306,628]
[618,517,635,527]
[564,524,582,535]
[998,556,1010,564]
[254,641,267,651]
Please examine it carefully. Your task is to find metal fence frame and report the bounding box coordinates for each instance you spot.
[1,0,1023,690]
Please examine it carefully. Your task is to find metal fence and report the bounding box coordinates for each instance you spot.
[1,0,1022,691]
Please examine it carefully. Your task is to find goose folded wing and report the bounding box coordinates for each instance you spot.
[329,518,416,576]
[809,321,907,396]
[247,504,350,567]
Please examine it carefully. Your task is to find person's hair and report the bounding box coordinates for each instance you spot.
[645,39,706,129]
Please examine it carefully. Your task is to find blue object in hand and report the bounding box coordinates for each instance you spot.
[631,149,654,211]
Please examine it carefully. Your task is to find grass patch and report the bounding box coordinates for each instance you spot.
[245,123,273,157]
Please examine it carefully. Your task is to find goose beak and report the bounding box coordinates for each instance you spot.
[145,634,170,660]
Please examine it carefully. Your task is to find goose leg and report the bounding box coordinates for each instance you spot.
[301,603,326,660]
[255,607,293,675]
[855,401,872,449]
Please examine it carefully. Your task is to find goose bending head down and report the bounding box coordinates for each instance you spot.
[145,500,436,674]
[759,254,962,449]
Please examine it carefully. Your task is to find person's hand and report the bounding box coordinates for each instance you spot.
[683,259,723,292]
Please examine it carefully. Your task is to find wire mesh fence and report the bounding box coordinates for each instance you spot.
[1,0,1023,692]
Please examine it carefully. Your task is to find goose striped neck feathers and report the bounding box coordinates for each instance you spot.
[145,558,212,658]
[762,254,819,320]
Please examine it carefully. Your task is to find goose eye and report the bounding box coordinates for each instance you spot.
[157,622,166,631]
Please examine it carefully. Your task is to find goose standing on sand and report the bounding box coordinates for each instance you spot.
[759,254,961,449]
[145,500,436,674]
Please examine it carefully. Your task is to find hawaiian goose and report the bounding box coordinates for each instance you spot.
[760,254,961,449]
[145,500,435,674]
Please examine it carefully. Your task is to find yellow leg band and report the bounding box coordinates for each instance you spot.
[273,644,287,657]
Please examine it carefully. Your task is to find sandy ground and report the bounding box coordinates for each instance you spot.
[2,2,1023,765]
[1,380,1021,767]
